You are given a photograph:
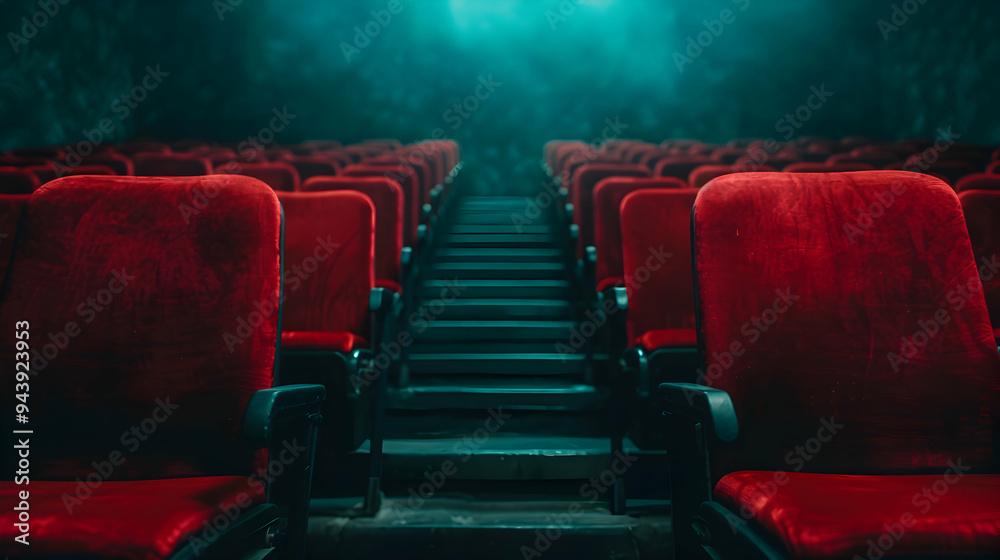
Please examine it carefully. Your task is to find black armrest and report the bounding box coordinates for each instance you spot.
[242,384,325,447]
[241,384,325,560]
[657,383,738,442]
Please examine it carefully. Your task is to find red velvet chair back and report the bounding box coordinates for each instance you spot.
[572,164,651,254]
[694,171,1000,473]
[689,164,778,189]
[620,188,700,345]
[25,164,116,185]
[216,162,301,192]
[956,173,1000,193]
[364,154,434,204]
[301,176,404,292]
[133,154,212,177]
[343,164,420,245]
[654,156,715,183]
[959,189,1000,336]
[82,153,134,175]
[0,175,282,480]
[593,177,685,292]
[275,191,374,343]
[281,156,342,182]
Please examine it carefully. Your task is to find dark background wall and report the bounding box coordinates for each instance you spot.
[1,0,998,190]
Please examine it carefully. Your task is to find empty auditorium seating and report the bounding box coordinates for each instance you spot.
[215,161,301,192]
[25,164,116,185]
[113,141,171,156]
[343,164,421,245]
[133,153,213,176]
[899,156,977,185]
[0,175,324,559]
[783,161,876,172]
[827,148,900,168]
[282,155,342,181]
[956,173,1000,192]
[572,164,651,257]
[365,154,434,206]
[0,167,40,194]
[732,152,801,170]
[709,147,746,165]
[662,170,1000,559]
[688,164,777,189]
[592,177,686,293]
[653,156,715,183]
[302,176,406,293]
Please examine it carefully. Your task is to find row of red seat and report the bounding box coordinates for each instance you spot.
[0,136,459,558]
[545,137,999,193]
[0,139,461,297]
[544,139,1000,558]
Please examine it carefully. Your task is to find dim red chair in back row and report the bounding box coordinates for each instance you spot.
[280,155,342,182]
[133,153,213,177]
[960,188,1000,340]
[274,190,396,515]
[0,167,40,194]
[214,161,301,192]
[571,163,650,262]
[662,171,1000,559]
[653,156,715,182]
[689,164,778,189]
[783,161,876,173]
[343,164,421,247]
[956,173,1000,193]
[302,176,407,294]
[24,164,117,185]
[80,152,135,175]
[0,175,324,559]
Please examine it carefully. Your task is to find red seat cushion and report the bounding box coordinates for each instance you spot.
[714,471,1000,559]
[0,477,265,560]
[281,331,367,352]
[637,328,697,350]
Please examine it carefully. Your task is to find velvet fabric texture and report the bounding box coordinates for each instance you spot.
[572,164,651,257]
[0,477,266,559]
[0,175,282,481]
[620,188,699,348]
[216,162,301,192]
[275,191,374,352]
[956,174,1000,193]
[593,177,685,292]
[302,176,404,293]
[714,472,1000,559]
[343,164,420,246]
[653,156,715,182]
[0,167,40,194]
[694,171,1000,474]
[688,164,778,189]
[132,154,213,177]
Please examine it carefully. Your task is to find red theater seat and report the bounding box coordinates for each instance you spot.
[82,153,135,175]
[364,154,434,206]
[959,189,1000,339]
[343,164,421,246]
[0,175,323,559]
[25,164,116,185]
[572,164,651,258]
[986,160,1000,175]
[302,176,406,293]
[133,153,212,176]
[0,167,40,194]
[620,189,699,351]
[654,156,716,183]
[784,161,876,173]
[113,141,171,156]
[827,148,900,169]
[709,147,746,165]
[689,164,777,189]
[282,155,342,181]
[593,177,686,292]
[902,156,977,185]
[733,152,801,170]
[956,173,1000,193]
[662,171,1000,559]
[215,161,300,192]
